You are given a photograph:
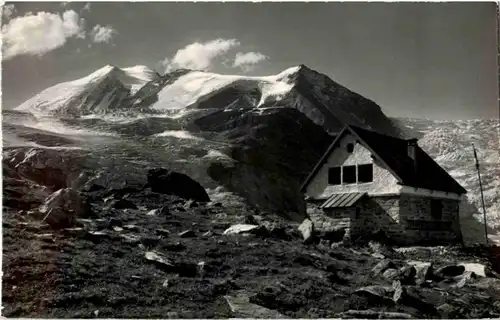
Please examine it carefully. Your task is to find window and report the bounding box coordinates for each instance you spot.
[357,164,373,183]
[328,167,341,185]
[346,143,354,153]
[342,166,356,184]
[431,200,443,220]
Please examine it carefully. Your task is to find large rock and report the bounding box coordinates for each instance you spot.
[39,188,91,229]
[11,148,85,190]
[372,259,397,277]
[146,168,210,202]
[223,224,262,236]
[298,218,315,244]
[434,265,465,279]
[224,292,286,318]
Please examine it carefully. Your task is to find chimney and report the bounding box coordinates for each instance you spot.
[407,138,418,169]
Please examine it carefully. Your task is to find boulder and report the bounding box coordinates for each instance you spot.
[459,263,487,277]
[223,292,286,318]
[372,259,397,277]
[146,168,210,202]
[454,271,476,289]
[298,218,315,244]
[399,265,417,285]
[383,268,401,281]
[353,285,395,306]
[145,251,175,269]
[435,265,465,279]
[408,261,434,285]
[39,188,90,229]
[223,224,265,236]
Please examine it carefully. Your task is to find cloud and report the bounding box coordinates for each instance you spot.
[2,4,16,20]
[164,38,240,72]
[233,51,268,71]
[2,10,85,60]
[90,24,116,43]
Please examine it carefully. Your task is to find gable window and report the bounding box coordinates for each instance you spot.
[431,199,443,220]
[342,165,357,184]
[328,167,341,185]
[346,143,354,153]
[357,164,373,183]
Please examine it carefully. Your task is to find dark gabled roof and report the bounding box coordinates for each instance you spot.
[301,124,467,195]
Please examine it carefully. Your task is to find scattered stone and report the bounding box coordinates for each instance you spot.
[372,259,397,277]
[120,233,141,244]
[408,261,434,285]
[399,265,417,284]
[454,271,476,289]
[202,231,213,237]
[224,292,286,318]
[165,312,179,318]
[437,303,455,317]
[146,209,157,216]
[112,199,137,210]
[122,224,140,232]
[85,231,113,241]
[184,200,199,209]
[383,268,400,281]
[62,227,85,236]
[435,265,465,279]
[156,229,170,237]
[162,279,171,288]
[298,218,314,244]
[112,226,123,232]
[355,285,393,299]
[339,310,413,319]
[145,251,174,269]
[178,230,196,238]
[392,280,404,303]
[459,263,487,277]
[146,168,210,202]
[223,224,260,236]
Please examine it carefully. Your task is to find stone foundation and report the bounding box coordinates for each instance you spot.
[306,194,462,245]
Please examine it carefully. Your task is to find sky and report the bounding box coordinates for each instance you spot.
[1,1,498,120]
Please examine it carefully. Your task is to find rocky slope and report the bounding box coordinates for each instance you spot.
[3,169,500,318]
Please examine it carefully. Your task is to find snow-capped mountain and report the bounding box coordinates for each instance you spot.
[16,65,160,117]
[15,64,401,136]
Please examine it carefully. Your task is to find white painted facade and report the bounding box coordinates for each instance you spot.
[304,132,402,199]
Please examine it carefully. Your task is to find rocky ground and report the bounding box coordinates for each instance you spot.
[3,168,500,319]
